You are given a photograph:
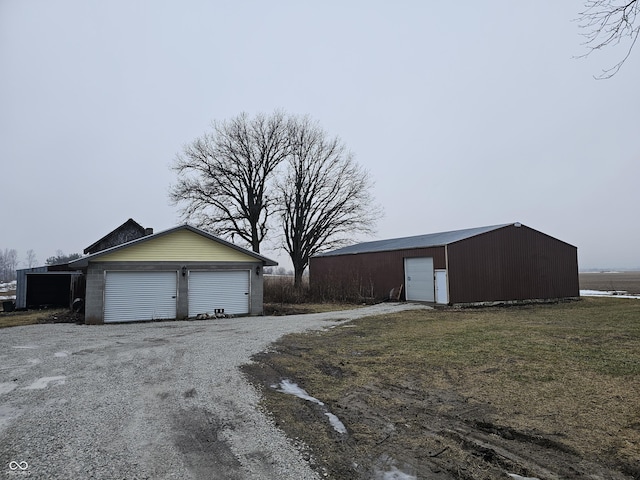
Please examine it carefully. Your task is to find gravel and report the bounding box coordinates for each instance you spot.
[0,303,429,479]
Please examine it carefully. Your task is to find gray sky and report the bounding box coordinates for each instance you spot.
[1,1,638,270]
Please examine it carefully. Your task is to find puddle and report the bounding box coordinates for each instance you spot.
[373,455,417,480]
[273,380,347,434]
[377,467,416,480]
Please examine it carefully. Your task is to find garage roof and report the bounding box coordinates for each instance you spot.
[314,223,514,257]
[69,225,278,267]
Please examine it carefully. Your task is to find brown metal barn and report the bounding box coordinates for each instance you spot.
[309,223,579,305]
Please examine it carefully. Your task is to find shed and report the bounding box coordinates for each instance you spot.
[310,223,579,306]
[15,218,146,310]
[15,266,84,310]
[69,225,277,324]
[84,218,151,254]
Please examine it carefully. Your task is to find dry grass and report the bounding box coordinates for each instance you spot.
[246,297,640,478]
[0,309,69,328]
[263,302,361,316]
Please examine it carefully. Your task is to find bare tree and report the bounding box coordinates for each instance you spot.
[25,249,38,268]
[170,111,290,253]
[0,248,18,282]
[277,117,381,287]
[578,0,639,78]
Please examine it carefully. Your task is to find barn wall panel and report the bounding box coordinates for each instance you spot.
[310,247,445,300]
[447,225,578,303]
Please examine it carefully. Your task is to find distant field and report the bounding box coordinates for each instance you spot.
[579,271,640,294]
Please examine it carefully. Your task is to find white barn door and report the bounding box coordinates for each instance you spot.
[435,269,448,304]
[404,257,435,302]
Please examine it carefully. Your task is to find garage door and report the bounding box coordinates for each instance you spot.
[104,271,177,323]
[188,270,250,317]
[404,257,435,302]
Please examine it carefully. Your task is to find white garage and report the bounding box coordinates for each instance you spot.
[188,270,250,317]
[104,271,178,323]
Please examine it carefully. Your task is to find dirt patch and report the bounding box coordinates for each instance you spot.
[243,300,640,479]
[263,302,361,316]
[173,407,244,479]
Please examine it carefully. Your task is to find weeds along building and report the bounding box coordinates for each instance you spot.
[309,223,579,306]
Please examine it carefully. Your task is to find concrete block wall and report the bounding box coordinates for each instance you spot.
[84,261,265,324]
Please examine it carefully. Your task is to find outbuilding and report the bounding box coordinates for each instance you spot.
[310,223,579,306]
[69,225,277,324]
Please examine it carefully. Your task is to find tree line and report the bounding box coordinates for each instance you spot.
[0,249,82,282]
[170,111,382,287]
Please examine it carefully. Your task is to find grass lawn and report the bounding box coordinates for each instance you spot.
[245,297,640,479]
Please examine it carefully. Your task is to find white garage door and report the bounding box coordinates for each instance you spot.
[188,270,250,317]
[404,257,435,302]
[104,271,177,323]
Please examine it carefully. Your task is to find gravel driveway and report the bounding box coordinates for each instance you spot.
[0,303,428,479]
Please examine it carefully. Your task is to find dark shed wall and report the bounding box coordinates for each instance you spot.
[310,247,445,300]
[447,225,579,304]
[85,224,146,254]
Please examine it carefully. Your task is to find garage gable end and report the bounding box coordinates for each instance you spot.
[97,229,257,263]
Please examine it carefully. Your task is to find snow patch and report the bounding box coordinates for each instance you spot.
[0,281,16,293]
[274,380,347,434]
[276,379,324,405]
[508,474,541,480]
[580,289,640,299]
[54,351,70,358]
[324,412,347,434]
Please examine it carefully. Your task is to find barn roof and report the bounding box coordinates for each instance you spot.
[314,223,514,257]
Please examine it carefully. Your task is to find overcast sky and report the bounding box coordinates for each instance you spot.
[1,1,638,270]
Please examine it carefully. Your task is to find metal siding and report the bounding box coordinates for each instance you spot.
[16,267,47,309]
[188,270,250,316]
[104,271,177,322]
[404,257,435,302]
[310,247,445,300]
[447,225,579,303]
